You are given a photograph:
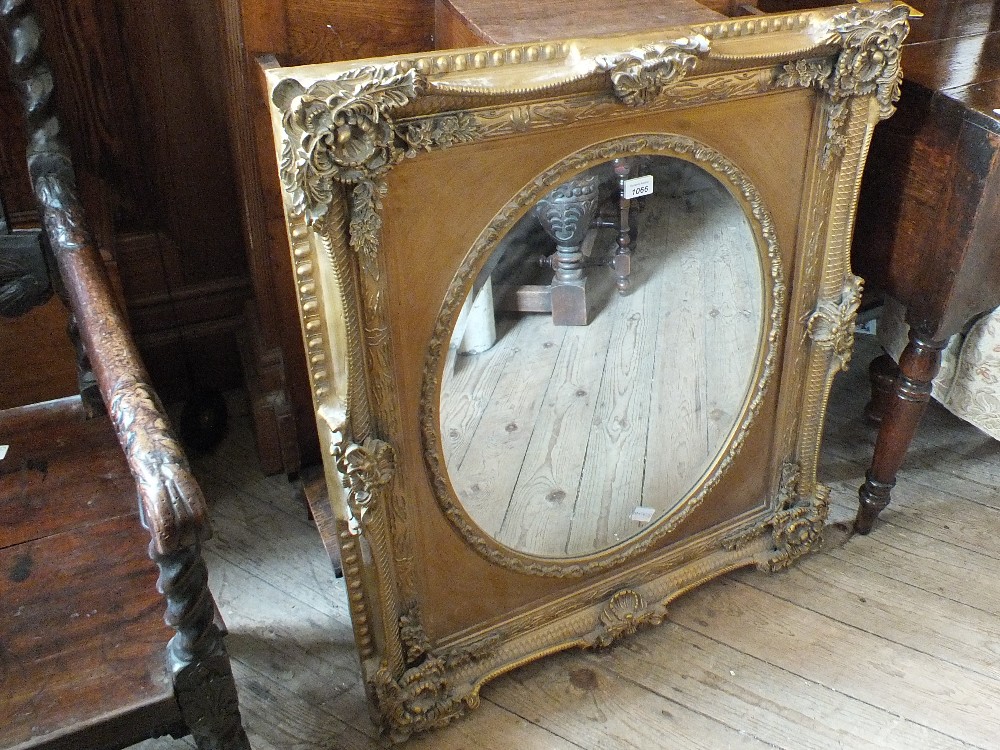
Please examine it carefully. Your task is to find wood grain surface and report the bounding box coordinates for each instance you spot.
[128,333,1000,749]
[436,0,724,45]
[0,400,182,749]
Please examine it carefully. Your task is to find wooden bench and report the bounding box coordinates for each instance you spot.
[0,1,250,748]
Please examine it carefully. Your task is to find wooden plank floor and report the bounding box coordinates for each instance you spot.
[134,332,1000,750]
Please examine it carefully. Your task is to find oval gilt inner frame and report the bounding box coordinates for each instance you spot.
[420,132,786,577]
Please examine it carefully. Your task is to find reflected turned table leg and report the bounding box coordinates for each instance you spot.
[611,158,634,295]
[855,330,947,534]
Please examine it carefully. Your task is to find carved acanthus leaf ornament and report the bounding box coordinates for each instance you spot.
[374,658,474,741]
[275,65,425,223]
[807,274,863,373]
[375,606,499,740]
[828,4,909,120]
[776,5,908,162]
[330,427,395,533]
[724,462,828,572]
[598,36,710,106]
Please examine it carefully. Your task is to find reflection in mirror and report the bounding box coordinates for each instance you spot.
[440,156,763,558]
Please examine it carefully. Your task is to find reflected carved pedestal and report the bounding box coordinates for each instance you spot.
[535,173,600,326]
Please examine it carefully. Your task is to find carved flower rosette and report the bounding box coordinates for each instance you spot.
[276,66,425,223]
[598,37,708,106]
[829,5,909,119]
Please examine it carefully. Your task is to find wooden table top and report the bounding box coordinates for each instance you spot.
[902,0,1000,129]
[436,0,725,45]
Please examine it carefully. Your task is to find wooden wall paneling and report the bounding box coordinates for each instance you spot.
[105,0,254,398]
[284,0,434,64]
[214,0,434,472]
[32,0,157,239]
[137,314,249,398]
[0,298,79,409]
[80,0,252,400]
[4,1,254,405]
[215,0,307,473]
[119,1,246,281]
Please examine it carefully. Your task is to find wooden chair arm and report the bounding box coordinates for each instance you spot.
[4,6,250,747]
[5,0,211,556]
[34,159,212,556]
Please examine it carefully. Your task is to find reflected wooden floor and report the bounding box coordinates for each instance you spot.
[134,333,1000,750]
[440,166,761,556]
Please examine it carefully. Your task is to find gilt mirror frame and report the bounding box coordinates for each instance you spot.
[266,2,908,739]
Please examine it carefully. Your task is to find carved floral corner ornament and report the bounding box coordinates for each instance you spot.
[827,4,909,120]
[274,65,424,224]
[274,64,489,228]
[373,606,500,740]
[776,4,909,163]
[724,463,829,572]
[597,36,710,106]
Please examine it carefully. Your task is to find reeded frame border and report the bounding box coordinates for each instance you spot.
[267,2,909,739]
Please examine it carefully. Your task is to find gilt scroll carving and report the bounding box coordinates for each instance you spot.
[275,66,426,223]
[808,274,864,374]
[597,37,710,106]
[724,462,829,572]
[776,4,909,162]
[586,590,668,648]
[330,426,396,533]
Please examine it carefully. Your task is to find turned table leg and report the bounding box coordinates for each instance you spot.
[863,353,898,425]
[855,330,947,534]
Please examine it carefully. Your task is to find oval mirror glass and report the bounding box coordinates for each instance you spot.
[439,155,764,558]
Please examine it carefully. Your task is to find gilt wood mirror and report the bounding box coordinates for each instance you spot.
[266,2,908,738]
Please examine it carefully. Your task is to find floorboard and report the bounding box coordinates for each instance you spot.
[130,333,1000,750]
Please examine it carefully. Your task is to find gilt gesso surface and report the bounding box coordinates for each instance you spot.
[267,2,908,740]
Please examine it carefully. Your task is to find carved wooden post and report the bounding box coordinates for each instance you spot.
[156,543,248,749]
[1,0,104,412]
